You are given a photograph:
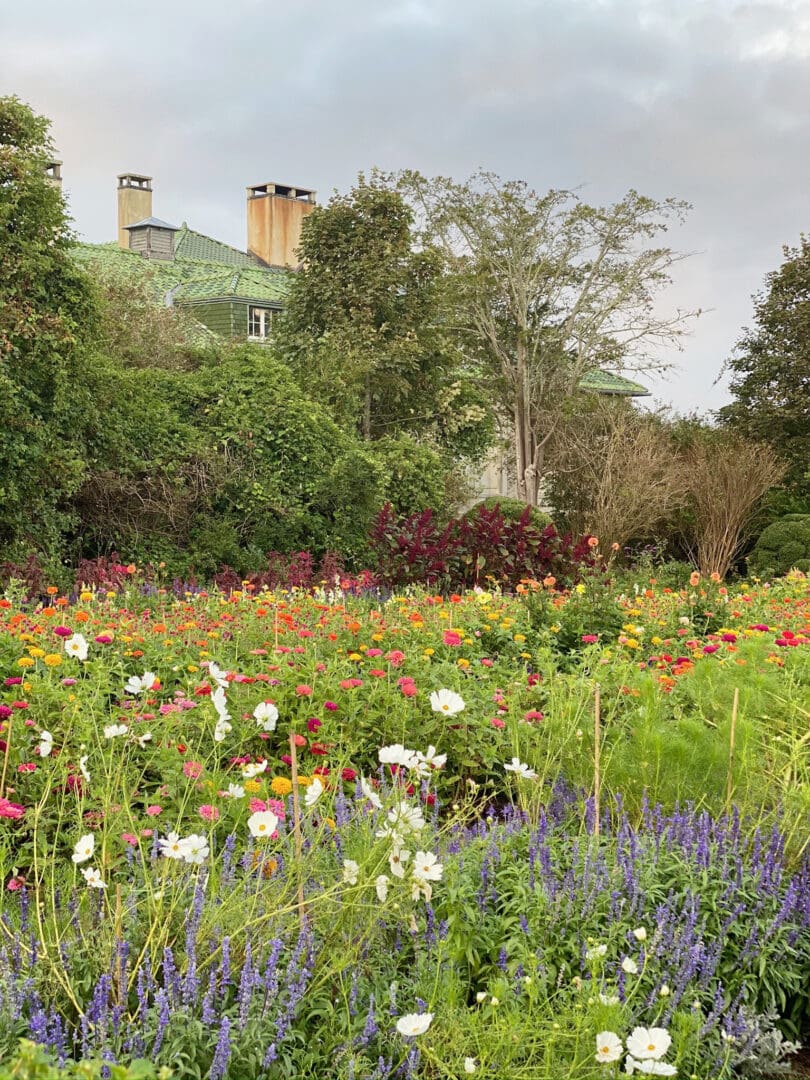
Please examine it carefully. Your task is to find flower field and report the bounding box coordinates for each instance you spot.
[0,573,808,1078]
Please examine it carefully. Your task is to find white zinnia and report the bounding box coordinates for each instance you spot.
[595,1031,623,1064]
[247,810,278,839]
[504,757,536,779]
[342,859,359,885]
[65,634,89,661]
[103,724,128,739]
[81,866,107,889]
[625,1027,672,1061]
[71,834,95,864]
[124,671,155,695]
[253,701,279,731]
[38,730,53,758]
[304,777,324,808]
[429,689,465,716]
[396,1013,433,1037]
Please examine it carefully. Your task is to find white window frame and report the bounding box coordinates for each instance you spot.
[248,306,275,340]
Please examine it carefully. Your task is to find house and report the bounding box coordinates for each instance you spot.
[70,171,315,343]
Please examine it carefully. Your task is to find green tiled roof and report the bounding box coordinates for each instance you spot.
[73,238,291,307]
[173,224,260,267]
[579,369,649,396]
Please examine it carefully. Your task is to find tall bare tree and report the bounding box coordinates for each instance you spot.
[397,171,698,505]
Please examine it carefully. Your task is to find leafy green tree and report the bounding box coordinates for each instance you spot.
[397,171,696,505]
[0,96,98,556]
[273,174,491,458]
[719,237,810,499]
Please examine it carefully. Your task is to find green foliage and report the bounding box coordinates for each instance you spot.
[468,497,552,530]
[749,514,810,577]
[0,1041,171,1079]
[371,435,447,517]
[720,236,810,499]
[0,96,99,558]
[273,173,491,461]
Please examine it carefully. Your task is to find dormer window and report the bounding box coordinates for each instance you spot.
[248,306,275,340]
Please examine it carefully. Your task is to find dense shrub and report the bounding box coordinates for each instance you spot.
[749,514,810,577]
[467,497,552,530]
[369,502,595,589]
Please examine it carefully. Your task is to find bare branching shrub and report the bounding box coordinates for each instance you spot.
[684,435,785,579]
[547,400,688,551]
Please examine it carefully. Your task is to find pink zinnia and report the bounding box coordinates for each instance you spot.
[581,634,599,644]
[323,701,338,711]
[295,684,313,697]
[94,635,113,644]
[490,717,506,729]
[443,631,462,646]
[0,798,25,819]
[703,644,719,654]
[366,648,383,658]
[249,797,268,813]
[307,717,322,733]
[386,650,405,667]
[145,805,163,816]
[17,763,36,773]
[121,832,139,846]
[183,761,203,779]
[198,804,219,822]
[53,625,72,637]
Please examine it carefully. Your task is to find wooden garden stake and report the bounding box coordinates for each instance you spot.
[593,684,601,838]
[288,731,306,925]
[726,687,739,815]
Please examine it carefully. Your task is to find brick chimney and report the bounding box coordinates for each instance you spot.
[117,173,153,249]
[246,181,316,268]
[44,160,62,189]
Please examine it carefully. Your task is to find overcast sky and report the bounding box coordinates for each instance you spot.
[3,0,808,412]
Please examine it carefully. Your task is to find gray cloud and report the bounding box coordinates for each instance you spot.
[3,0,809,412]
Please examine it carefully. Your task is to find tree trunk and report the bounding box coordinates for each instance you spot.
[362,373,372,440]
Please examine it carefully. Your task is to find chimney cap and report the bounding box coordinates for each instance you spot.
[118,172,153,188]
[124,216,179,231]
[247,181,316,202]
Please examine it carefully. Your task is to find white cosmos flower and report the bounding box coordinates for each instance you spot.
[625,1028,672,1061]
[412,851,443,884]
[359,776,382,809]
[179,834,209,864]
[304,777,324,808]
[410,878,433,902]
[633,927,647,941]
[124,671,155,695]
[595,1031,623,1064]
[622,957,639,975]
[375,874,390,902]
[414,745,447,776]
[464,1059,477,1075]
[378,744,419,770]
[207,661,229,690]
[504,757,536,779]
[213,717,232,743]
[38,730,53,758]
[65,634,89,661]
[248,810,278,839]
[396,1013,433,1037]
[211,687,230,722]
[389,847,411,879]
[342,859,359,885]
[103,724,128,739]
[81,866,107,889]
[599,993,620,1006]
[226,783,245,799]
[429,689,465,716]
[158,831,186,859]
[386,801,425,835]
[586,944,608,960]
[625,1059,676,1076]
[241,761,268,779]
[79,755,91,783]
[253,701,279,731]
[71,834,95,864]
[134,731,153,749]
